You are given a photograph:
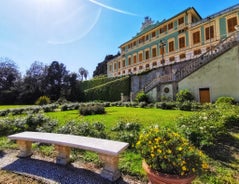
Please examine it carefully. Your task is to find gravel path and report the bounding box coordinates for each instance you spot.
[0,150,145,184]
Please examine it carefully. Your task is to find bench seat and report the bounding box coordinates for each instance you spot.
[8,131,129,181]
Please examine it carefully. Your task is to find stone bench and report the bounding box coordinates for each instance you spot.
[8,131,129,181]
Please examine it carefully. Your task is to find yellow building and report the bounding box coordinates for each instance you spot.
[107,4,239,78]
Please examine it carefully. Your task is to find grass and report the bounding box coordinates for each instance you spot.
[46,107,192,129]
[0,105,238,183]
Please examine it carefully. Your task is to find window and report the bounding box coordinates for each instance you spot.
[179,53,186,59]
[109,65,112,72]
[139,53,143,62]
[168,22,173,30]
[178,17,184,25]
[227,17,237,33]
[193,31,200,44]
[152,47,157,57]
[128,57,131,65]
[145,50,150,60]
[114,63,117,70]
[133,67,137,71]
[169,56,175,62]
[128,69,131,73]
[179,37,186,48]
[133,55,137,63]
[205,26,214,40]
[122,60,126,67]
[123,70,125,74]
[146,35,149,41]
[118,62,121,69]
[160,26,167,33]
[152,31,156,37]
[139,66,143,70]
[152,62,157,66]
[133,41,136,46]
[169,41,174,52]
[146,64,150,68]
[194,49,201,55]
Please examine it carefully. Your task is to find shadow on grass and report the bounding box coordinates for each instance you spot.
[3,157,130,184]
[203,133,239,167]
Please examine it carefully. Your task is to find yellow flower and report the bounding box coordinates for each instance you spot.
[178,147,182,151]
[202,163,209,169]
[157,149,162,153]
[151,153,155,158]
[167,149,172,154]
[182,166,187,171]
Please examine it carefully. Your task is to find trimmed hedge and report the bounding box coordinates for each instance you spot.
[84,76,130,102]
[81,75,119,91]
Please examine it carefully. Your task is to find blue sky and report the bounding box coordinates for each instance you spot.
[1,0,238,78]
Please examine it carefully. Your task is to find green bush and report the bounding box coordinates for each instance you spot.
[155,102,177,110]
[0,114,58,136]
[84,76,130,102]
[215,96,235,105]
[135,91,148,103]
[178,110,227,149]
[111,121,141,149]
[57,121,107,138]
[176,89,194,103]
[35,96,51,105]
[0,109,10,116]
[177,101,192,111]
[79,104,105,116]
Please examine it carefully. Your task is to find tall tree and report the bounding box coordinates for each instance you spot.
[0,57,21,104]
[93,53,120,77]
[45,61,69,101]
[78,67,88,81]
[18,61,47,104]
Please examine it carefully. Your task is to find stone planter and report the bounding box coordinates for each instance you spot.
[142,160,196,184]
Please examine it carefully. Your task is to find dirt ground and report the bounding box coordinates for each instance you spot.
[0,170,43,184]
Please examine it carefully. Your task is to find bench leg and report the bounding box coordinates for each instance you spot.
[98,154,121,181]
[55,145,71,165]
[16,140,32,157]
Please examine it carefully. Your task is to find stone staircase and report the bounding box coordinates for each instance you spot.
[144,31,239,93]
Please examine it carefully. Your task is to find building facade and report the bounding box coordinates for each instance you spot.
[107,4,239,78]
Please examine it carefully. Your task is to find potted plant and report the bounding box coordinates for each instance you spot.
[136,126,208,184]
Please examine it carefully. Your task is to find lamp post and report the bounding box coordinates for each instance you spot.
[160,40,166,64]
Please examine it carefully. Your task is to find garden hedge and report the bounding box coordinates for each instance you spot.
[84,76,130,102]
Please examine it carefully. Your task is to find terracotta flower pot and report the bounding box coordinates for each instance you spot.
[142,160,196,184]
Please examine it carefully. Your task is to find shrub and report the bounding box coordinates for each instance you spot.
[57,121,106,138]
[35,96,51,105]
[0,109,10,116]
[155,102,177,110]
[135,91,148,103]
[136,126,208,176]
[223,113,239,129]
[111,121,141,149]
[215,96,235,105]
[178,110,227,149]
[178,101,192,111]
[79,104,105,116]
[176,89,194,103]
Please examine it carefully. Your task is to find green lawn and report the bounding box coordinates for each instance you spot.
[46,107,192,129]
[0,105,238,183]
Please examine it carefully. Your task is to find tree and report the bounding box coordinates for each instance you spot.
[18,61,47,104]
[93,53,120,77]
[0,57,21,104]
[78,67,89,81]
[45,61,69,101]
[0,57,21,90]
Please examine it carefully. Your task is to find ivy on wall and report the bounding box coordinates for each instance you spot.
[84,76,130,102]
